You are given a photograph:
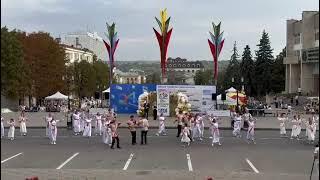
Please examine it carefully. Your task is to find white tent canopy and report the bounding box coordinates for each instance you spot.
[102,88,110,93]
[217,94,237,105]
[45,91,68,100]
[225,87,237,93]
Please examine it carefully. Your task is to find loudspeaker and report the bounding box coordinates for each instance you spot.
[221,93,226,101]
[95,92,100,99]
[212,93,217,101]
[105,92,110,99]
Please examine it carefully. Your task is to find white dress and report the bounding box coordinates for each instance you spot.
[199,117,205,138]
[211,122,220,144]
[291,118,301,138]
[193,118,201,139]
[233,116,242,137]
[83,118,92,137]
[158,116,166,134]
[45,116,53,137]
[72,113,81,133]
[103,120,112,144]
[1,117,4,138]
[278,117,287,135]
[19,116,27,134]
[181,127,190,143]
[50,120,59,143]
[246,120,255,141]
[80,112,85,132]
[94,115,102,135]
[8,121,15,139]
[307,122,317,141]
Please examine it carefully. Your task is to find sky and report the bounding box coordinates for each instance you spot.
[1,0,319,61]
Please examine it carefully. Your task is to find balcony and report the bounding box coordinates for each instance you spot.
[283,56,299,64]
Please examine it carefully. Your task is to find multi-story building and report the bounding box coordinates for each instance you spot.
[114,68,146,84]
[166,57,204,84]
[62,44,94,64]
[284,11,319,95]
[62,31,106,62]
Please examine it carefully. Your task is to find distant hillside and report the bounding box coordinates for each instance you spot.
[115,60,230,74]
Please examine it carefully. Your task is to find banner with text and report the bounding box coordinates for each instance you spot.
[157,85,216,116]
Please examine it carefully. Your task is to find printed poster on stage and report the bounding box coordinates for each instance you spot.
[156,85,216,116]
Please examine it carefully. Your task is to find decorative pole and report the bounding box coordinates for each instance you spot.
[103,22,119,108]
[153,9,173,84]
[208,22,225,109]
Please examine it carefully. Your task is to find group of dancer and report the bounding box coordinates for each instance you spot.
[277,113,318,144]
[1,108,318,148]
[1,111,28,140]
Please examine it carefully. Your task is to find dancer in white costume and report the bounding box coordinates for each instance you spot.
[102,114,112,145]
[49,118,61,145]
[83,113,92,137]
[94,112,102,136]
[45,113,53,137]
[306,118,317,144]
[181,123,191,146]
[210,116,221,147]
[7,119,15,140]
[192,114,201,141]
[199,114,205,138]
[233,113,242,138]
[80,110,85,132]
[156,113,166,136]
[290,115,301,140]
[277,113,287,137]
[72,110,81,135]
[1,116,4,138]
[19,111,28,136]
[246,117,256,144]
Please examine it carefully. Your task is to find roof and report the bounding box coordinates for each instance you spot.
[61,44,94,54]
[45,91,68,100]
[166,57,204,69]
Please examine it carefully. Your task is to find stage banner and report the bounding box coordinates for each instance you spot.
[156,85,216,116]
[206,110,231,117]
[111,84,156,114]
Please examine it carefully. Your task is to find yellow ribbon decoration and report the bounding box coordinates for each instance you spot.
[160,8,167,33]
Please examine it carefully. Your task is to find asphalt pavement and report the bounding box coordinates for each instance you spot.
[1,128,319,180]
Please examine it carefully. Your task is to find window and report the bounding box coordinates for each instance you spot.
[316,31,319,40]
[74,53,79,61]
[187,64,190,67]
[197,64,200,68]
[182,64,186,67]
[188,70,190,72]
[294,50,300,57]
[66,53,71,60]
[178,64,181,67]
[192,70,194,73]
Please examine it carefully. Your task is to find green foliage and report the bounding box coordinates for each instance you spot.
[254,30,274,96]
[1,27,24,98]
[194,69,213,85]
[270,47,286,93]
[240,45,255,96]
[223,42,241,90]
[146,72,161,84]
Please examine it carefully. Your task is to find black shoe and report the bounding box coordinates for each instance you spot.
[110,147,114,149]
[117,147,121,149]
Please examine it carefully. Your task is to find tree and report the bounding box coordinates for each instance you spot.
[93,58,110,93]
[240,45,255,96]
[17,31,67,99]
[73,60,96,98]
[271,47,286,93]
[1,27,24,98]
[254,30,274,96]
[194,69,213,85]
[223,41,241,90]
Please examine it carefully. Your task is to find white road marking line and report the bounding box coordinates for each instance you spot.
[186,154,193,171]
[56,152,79,169]
[123,153,134,170]
[245,158,260,173]
[1,152,23,164]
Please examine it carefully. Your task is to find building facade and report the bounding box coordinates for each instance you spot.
[114,68,146,84]
[284,11,319,95]
[62,44,94,64]
[63,31,106,62]
[166,57,204,84]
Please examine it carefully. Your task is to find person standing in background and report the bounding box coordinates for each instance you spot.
[153,105,157,120]
[1,116,4,138]
[139,117,149,145]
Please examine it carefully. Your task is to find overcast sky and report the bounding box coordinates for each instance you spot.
[1,0,319,61]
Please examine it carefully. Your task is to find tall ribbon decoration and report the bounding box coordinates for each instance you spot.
[153,9,173,83]
[103,22,119,86]
[208,22,225,85]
